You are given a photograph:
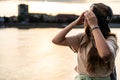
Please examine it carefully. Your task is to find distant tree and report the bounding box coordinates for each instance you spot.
[18,15,26,22]
[111,15,120,23]
[111,18,120,23]
[4,16,10,23]
[57,19,63,23]
[29,16,39,23]
[66,18,75,23]
[39,15,44,22]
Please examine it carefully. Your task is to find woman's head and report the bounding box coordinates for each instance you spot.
[91,3,113,37]
[84,3,113,38]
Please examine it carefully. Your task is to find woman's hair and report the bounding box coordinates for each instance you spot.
[80,3,117,73]
[92,3,113,37]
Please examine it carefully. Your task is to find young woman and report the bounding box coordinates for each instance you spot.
[52,3,118,80]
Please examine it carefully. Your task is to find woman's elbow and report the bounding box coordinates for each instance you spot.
[52,38,67,46]
[52,38,58,44]
[52,38,61,45]
[100,51,112,62]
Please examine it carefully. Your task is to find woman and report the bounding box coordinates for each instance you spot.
[52,3,118,80]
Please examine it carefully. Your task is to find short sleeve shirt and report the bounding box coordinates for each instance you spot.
[66,33,118,77]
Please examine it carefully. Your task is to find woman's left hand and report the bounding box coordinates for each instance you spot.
[84,10,98,28]
[74,12,85,25]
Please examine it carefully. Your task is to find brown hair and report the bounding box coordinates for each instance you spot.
[80,3,117,73]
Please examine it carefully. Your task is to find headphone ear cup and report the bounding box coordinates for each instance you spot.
[106,16,110,22]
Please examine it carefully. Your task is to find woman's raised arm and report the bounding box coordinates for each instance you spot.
[52,12,84,46]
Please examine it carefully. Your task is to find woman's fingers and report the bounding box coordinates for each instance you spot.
[75,12,85,25]
[84,10,98,27]
[84,10,94,19]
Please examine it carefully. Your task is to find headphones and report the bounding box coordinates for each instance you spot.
[106,7,113,22]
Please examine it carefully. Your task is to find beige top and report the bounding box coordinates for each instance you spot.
[67,33,118,77]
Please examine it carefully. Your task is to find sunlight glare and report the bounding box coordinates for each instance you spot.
[0,1,18,17]
[29,1,89,15]
[0,1,119,16]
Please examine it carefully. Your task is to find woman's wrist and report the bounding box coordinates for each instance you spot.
[91,26,99,32]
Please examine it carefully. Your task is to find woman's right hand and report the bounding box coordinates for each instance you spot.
[84,10,98,28]
[74,12,85,25]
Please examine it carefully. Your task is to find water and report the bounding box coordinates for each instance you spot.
[0,28,119,80]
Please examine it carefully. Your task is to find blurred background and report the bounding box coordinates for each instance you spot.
[0,0,120,80]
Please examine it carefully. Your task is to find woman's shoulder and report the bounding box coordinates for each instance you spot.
[107,35,118,49]
[107,35,117,42]
[76,33,85,37]
[107,33,117,40]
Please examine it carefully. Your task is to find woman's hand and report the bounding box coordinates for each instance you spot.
[74,12,85,25]
[84,10,98,28]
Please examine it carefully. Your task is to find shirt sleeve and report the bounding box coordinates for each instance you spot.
[66,33,83,53]
[106,36,118,58]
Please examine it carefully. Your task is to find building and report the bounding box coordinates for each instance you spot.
[29,13,50,22]
[18,4,29,23]
[18,4,29,16]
